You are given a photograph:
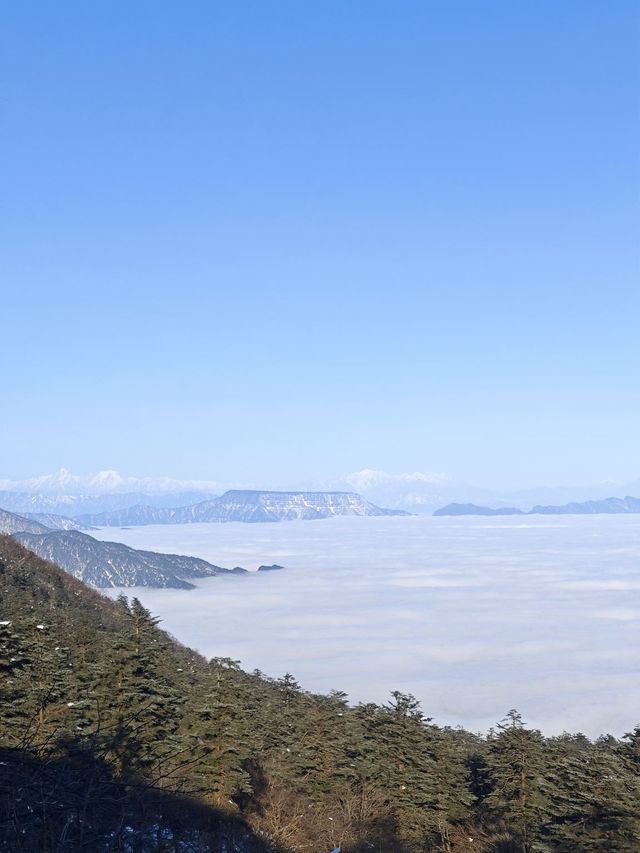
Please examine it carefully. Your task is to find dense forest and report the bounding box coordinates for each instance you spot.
[1,535,638,852]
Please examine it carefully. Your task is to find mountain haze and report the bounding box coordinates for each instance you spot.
[434,496,640,517]
[5,468,640,516]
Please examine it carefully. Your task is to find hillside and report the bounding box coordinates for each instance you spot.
[12,528,243,588]
[0,536,270,853]
[1,536,639,852]
[1,504,254,588]
[21,510,86,530]
[0,507,51,535]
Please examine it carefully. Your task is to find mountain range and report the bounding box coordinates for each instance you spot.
[434,496,640,516]
[322,469,640,513]
[0,507,250,588]
[0,468,223,495]
[0,490,219,517]
[3,467,640,516]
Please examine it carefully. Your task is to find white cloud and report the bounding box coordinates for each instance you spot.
[93,514,640,738]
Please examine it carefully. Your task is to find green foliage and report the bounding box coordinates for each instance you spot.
[486,710,552,852]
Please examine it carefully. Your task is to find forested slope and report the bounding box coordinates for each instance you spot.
[1,536,638,852]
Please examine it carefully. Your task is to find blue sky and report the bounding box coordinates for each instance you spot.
[1,1,638,488]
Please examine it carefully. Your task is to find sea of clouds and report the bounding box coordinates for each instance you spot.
[92,515,640,738]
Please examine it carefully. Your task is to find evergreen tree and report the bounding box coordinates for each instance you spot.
[189,656,254,806]
[99,597,186,781]
[544,733,640,851]
[0,618,33,746]
[486,710,551,853]
[3,538,639,853]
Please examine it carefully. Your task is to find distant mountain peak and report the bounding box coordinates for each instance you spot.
[342,468,451,489]
[0,468,228,496]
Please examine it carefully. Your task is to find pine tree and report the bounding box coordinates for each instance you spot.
[486,710,551,853]
[544,733,640,851]
[189,656,254,807]
[619,725,640,775]
[99,597,186,782]
[0,618,33,745]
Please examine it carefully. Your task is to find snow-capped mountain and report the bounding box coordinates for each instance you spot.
[201,490,408,522]
[339,468,449,491]
[321,469,640,513]
[0,491,225,516]
[3,467,640,516]
[0,469,229,516]
[0,468,226,496]
[77,490,409,526]
[318,469,469,512]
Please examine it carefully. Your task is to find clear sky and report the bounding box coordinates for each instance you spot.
[1,1,638,489]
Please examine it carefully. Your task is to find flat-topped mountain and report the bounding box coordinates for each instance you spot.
[12,529,244,589]
[434,496,640,517]
[77,489,409,526]
[197,490,409,522]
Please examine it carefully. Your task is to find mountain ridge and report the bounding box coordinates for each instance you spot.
[4,467,640,515]
[434,495,640,517]
[0,508,52,535]
[12,528,246,589]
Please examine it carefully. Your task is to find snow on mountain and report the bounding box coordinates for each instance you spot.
[21,512,87,530]
[323,470,640,514]
[0,509,51,535]
[0,468,226,496]
[3,468,640,516]
[77,490,409,526]
[202,490,408,522]
[320,469,463,512]
[0,468,229,516]
[12,529,245,588]
[341,468,450,491]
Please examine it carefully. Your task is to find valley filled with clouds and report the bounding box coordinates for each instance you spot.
[94,515,640,738]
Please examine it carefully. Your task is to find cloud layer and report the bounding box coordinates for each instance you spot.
[94,515,640,738]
